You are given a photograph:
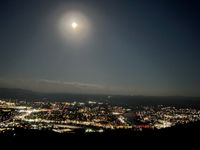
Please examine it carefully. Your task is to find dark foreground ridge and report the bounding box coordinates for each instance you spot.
[1,121,200,148]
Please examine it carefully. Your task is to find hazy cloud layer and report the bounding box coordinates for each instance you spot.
[0,78,138,95]
[0,78,199,96]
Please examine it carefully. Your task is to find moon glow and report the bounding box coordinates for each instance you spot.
[72,22,78,29]
[59,11,92,47]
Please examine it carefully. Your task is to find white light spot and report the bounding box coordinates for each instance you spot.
[72,22,78,29]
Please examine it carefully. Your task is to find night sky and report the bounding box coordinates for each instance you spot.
[0,0,200,96]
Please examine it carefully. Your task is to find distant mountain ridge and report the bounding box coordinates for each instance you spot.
[0,88,108,101]
[0,88,200,108]
[0,88,41,100]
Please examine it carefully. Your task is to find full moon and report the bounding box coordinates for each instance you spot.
[72,22,78,29]
[59,11,91,45]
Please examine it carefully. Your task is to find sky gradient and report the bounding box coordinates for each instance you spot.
[0,0,200,96]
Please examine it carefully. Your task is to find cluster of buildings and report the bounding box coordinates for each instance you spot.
[127,105,200,129]
[0,99,200,133]
[0,99,131,133]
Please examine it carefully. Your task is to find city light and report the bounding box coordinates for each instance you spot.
[0,99,200,134]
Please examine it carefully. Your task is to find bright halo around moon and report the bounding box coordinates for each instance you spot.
[72,22,78,29]
[59,11,91,46]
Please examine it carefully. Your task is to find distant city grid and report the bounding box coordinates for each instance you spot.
[1,99,200,134]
